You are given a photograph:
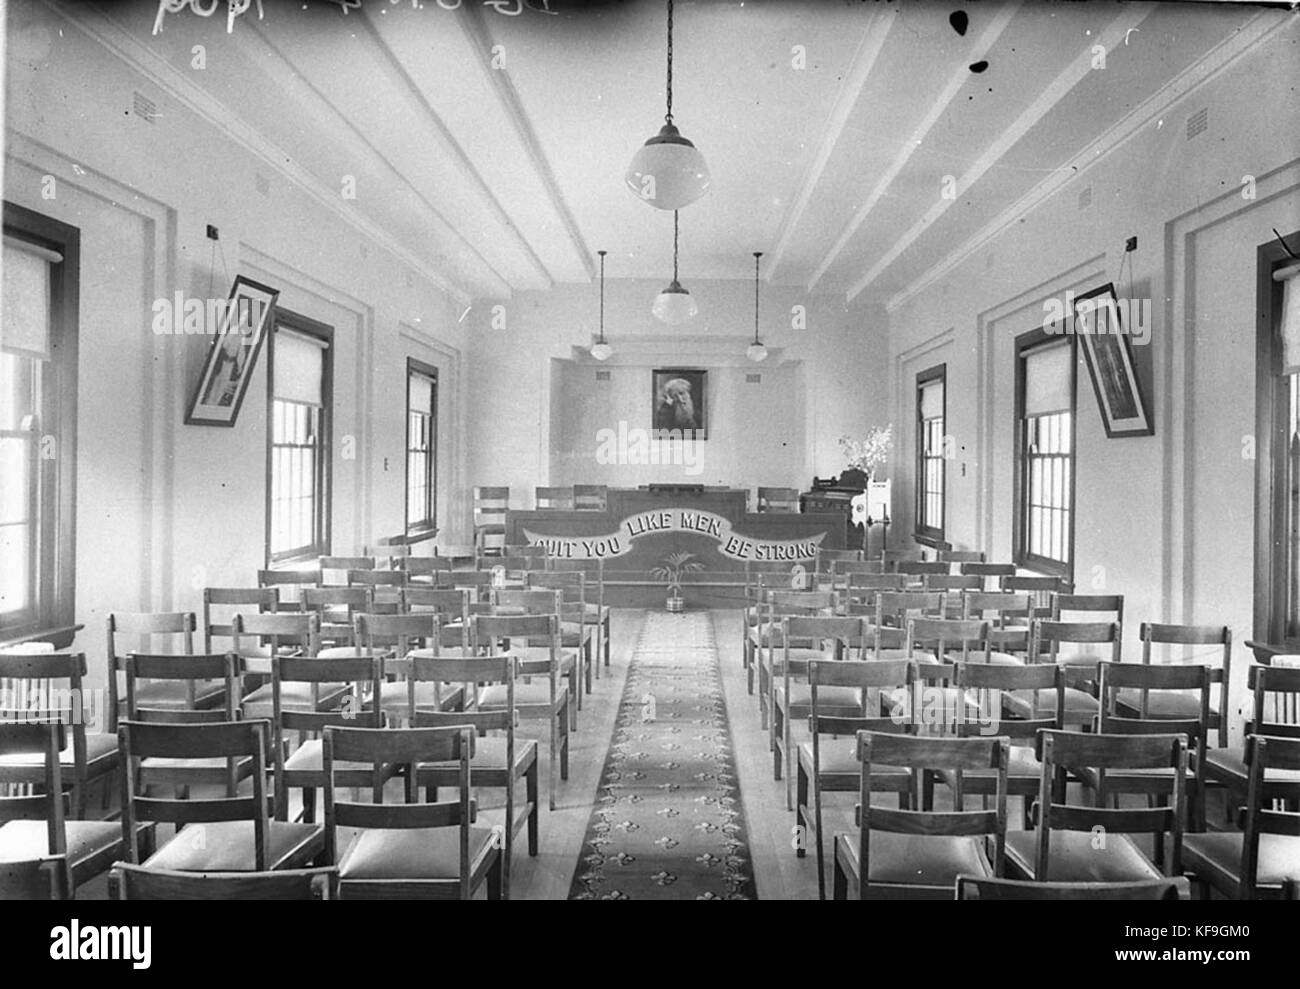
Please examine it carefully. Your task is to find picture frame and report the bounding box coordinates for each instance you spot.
[1072,282,1153,438]
[651,367,707,439]
[184,276,279,427]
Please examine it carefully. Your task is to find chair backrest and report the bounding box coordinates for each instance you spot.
[833,559,887,579]
[106,613,197,732]
[473,486,510,521]
[874,591,945,630]
[232,611,321,658]
[401,557,454,585]
[113,863,338,900]
[807,658,915,739]
[535,486,575,510]
[573,484,608,511]
[528,570,586,603]
[472,613,560,676]
[272,654,384,737]
[1141,622,1232,746]
[449,570,496,602]
[1055,593,1124,621]
[303,586,373,644]
[906,618,989,662]
[840,572,907,606]
[961,591,1035,627]
[1034,729,1185,877]
[756,487,800,513]
[203,588,279,652]
[123,652,241,723]
[1097,662,1210,784]
[1002,575,1072,611]
[1239,734,1300,898]
[960,563,1016,578]
[0,651,93,754]
[347,569,408,589]
[881,549,922,569]
[257,569,321,612]
[118,719,273,867]
[0,855,73,900]
[765,589,836,618]
[356,612,442,657]
[852,731,1010,898]
[1030,619,1120,666]
[492,588,563,616]
[939,550,985,564]
[0,722,68,858]
[322,724,476,898]
[955,875,1189,901]
[814,547,864,576]
[924,574,984,593]
[897,561,951,578]
[955,661,1064,740]
[1247,663,1300,739]
[319,557,377,585]
[410,653,517,735]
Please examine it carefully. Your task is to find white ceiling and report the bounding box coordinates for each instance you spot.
[62,0,1267,302]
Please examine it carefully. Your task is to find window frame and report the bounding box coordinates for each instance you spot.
[1012,327,1077,581]
[0,202,79,642]
[914,362,946,546]
[1256,230,1300,646]
[404,357,438,540]
[264,308,333,568]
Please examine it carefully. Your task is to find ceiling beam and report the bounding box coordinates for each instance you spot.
[764,7,896,282]
[847,3,1156,302]
[806,1,1021,292]
[455,2,596,282]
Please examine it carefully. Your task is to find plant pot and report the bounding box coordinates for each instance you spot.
[666,595,684,613]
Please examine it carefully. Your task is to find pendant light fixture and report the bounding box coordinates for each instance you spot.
[590,250,613,361]
[625,0,710,211]
[652,210,698,325]
[747,251,768,362]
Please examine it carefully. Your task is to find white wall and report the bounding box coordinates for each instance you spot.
[4,4,470,685]
[882,19,1300,740]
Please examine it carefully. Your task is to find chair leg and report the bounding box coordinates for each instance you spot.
[559,706,570,781]
[549,716,558,812]
[487,851,504,901]
[301,787,316,824]
[772,704,783,779]
[526,761,540,856]
[784,716,795,811]
[833,846,848,900]
[604,615,611,668]
[796,762,808,859]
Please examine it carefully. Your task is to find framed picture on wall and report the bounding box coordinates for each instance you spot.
[652,368,707,439]
[184,276,279,427]
[1072,282,1153,438]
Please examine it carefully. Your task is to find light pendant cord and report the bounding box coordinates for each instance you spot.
[598,250,606,342]
[754,251,762,343]
[673,210,680,282]
[665,0,673,125]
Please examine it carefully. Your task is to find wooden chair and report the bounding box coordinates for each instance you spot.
[106,612,214,733]
[535,486,575,511]
[755,590,837,730]
[742,565,806,684]
[871,592,946,659]
[960,562,1016,591]
[346,569,408,594]
[119,719,324,872]
[113,862,338,900]
[0,721,150,895]
[1202,663,1300,820]
[356,612,465,724]
[552,559,611,671]
[814,548,864,588]
[1004,620,1118,727]
[303,586,372,647]
[1184,734,1300,899]
[202,587,278,653]
[1094,661,1212,835]
[839,572,906,610]
[472,614,571,812]
[233,612,336,718]
[772,616,868,805]
[401,556,454,588]
[318,557,376,585]
[756,487,800,513]
[942,661,1064,828]
[530,570,603,684]
[0,651,117,818]
[961,592,1036,663]
[122,652,253,799]
[1114,624,1231,752]
[492,588,584,720]
[798,658,916,898]
[938,550,985,564]
[833,732,1010,899]
[272,654,385,824]
[881,549,923,571]
[0,854,73,900]
[955,874,1189,900]
[1003,729,1183,883]
[1001,574,1072,613]
[413,652,539,896]
[473,486,510,557]
[324,725,502,899]
[925,575,984,617]
[573,484,608,511]
[449,570,496,604]
[257,568,321,612]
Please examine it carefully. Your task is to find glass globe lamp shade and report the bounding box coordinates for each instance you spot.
[652,281,698,325]
[746,341,769,362]
[625,124,710,211]
[589,340,613,361]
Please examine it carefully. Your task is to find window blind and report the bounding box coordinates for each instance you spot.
[1278,265,1300,374]
[409,372,434,415]
[1023,341,1072,416]
[919,378,943,419]
[274,328,326,406]
[1,240,52,359]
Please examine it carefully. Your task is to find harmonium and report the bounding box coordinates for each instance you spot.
[800,472,867,545]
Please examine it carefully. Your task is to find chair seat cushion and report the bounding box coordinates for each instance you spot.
[133,679,226,710]
[1005,687,1097,720]
[139,754,255,775]
[581,603,609,622]
[940,745,1042,783]
[506,646,577,672]
[1115,688,1220,723]
[283,739,375,776]
[0,731,119,772]
[376,682,465,718]
[837,830,992,887]
[1005,829,1161,882]
[0,819,123,866]
[339,826,496,880]
[1183,832,1300,890]
[144,820,323,872]
[421,736,537,774]
[799,739,909,786]
[478,682,564,709]
[242,681,349,719]
[872,648,939,664]
[775,684,862,712]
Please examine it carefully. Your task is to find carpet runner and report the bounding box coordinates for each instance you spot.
[569,611,758,900]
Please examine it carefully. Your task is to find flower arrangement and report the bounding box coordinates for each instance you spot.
[838,425,893,478]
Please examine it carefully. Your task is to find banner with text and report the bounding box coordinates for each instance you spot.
[523,509,827,561]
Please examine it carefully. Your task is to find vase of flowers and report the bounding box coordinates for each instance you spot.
[651,552,704,613]
[838,425,893,484]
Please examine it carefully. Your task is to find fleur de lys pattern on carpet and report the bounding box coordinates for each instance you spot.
[569,611,758,901]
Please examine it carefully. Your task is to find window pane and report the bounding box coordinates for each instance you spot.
[0,522,31,615]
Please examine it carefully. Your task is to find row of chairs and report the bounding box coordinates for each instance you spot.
[1,609,579,899]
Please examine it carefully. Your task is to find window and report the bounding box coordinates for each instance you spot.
[1,205,78,639]
[1014,332,1075,577]
[405,359,437,536]
[915,364,946,542]
[266,313,331,565]
[1259,235,1300,645]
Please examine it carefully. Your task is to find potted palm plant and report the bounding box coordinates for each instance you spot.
[651,552,704,613]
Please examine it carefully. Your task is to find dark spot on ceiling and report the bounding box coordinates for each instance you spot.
[950,11,968,36]
[970,60,989,73]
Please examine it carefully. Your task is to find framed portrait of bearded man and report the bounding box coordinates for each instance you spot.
[651,368,707,440]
